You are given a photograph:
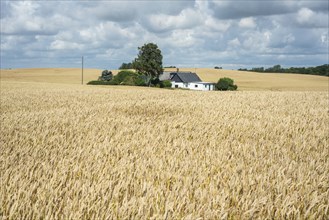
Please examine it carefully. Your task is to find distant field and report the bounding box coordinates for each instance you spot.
[1,81,328,218]
[166,68,328,91]
[0,68,118,85]
[1,68,328,91]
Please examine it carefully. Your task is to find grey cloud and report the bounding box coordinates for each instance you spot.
[1,1,64,36]
[88,2,138,22]
[209,0,296,19]
[0,1,11,19]
[295,8,328,28]
[85,1,194,23]
[1,0,328,69]
[299,1,329,13]
[143,8,204,33]
[209,0,328,19]
[139,1,195,16]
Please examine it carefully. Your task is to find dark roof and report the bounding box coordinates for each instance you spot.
[170,72,202,83]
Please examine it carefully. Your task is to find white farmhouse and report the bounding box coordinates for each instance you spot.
[169,72,215,91]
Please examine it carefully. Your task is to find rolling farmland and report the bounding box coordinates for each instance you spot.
[0,69,328,218]
[1,68,328,91]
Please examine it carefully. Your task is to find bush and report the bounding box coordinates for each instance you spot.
[90,70,170,87]
[148,78,172,88]
[150,78,160,86]
[87,80,118,85]
[121,75,146,86]
[216,77,238,91]
[162,80,172,88]
[113,70,136,83]
[111,70,147,86]
[98,70,113,81]
[134,77,147,86]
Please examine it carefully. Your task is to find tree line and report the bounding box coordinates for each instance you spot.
[238,64,328,76]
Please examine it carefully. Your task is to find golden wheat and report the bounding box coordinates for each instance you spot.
[1,81,328,219]
[1,68,328,91]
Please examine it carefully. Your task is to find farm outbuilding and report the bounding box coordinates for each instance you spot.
[169,72,215,91]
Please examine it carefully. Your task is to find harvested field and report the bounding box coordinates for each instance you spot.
[1,81,328,219]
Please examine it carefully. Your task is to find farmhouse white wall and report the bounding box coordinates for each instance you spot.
[189,82,214,91]
[172,82,214,91]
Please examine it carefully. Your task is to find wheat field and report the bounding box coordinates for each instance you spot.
[1,68,328,91]
[1,79,328,219]
[0,68,107,85]
[172,68,329,91]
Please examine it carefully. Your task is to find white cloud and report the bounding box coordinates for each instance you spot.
[205,17,231,32]
[2,2,42,34]
[321,33,328,45]
[297,8,314,24]
[167,29,202,48]
[241,30,272,53]
[239,17,256,28]
[50,40,83,50]
[296,7,328,28]
[1,0,328,69]
[228,38,241,48]
[146,8,203,33]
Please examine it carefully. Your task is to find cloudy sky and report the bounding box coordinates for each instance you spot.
[1,0,328,70]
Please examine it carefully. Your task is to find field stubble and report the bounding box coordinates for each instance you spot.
[1,82,328,219]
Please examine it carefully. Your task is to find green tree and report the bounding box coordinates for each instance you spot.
[265,64,283,73]
[132,43,163,85]
[119,62,133,69]
[216,77,238,91]
[251,67,264,72]
[161,80,172,88]
[98,70,113,81]
[245,64,328,76]
[112,70,146,86]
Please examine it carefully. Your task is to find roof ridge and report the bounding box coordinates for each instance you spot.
[171,72,202,83]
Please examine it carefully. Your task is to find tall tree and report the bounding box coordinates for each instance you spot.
[119,62,133,70]
[133,43,163,84]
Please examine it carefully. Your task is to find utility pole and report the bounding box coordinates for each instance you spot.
[81,56,84,85]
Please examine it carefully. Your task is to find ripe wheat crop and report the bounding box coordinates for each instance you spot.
[1,68,328,91]
[1,81,328,219]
